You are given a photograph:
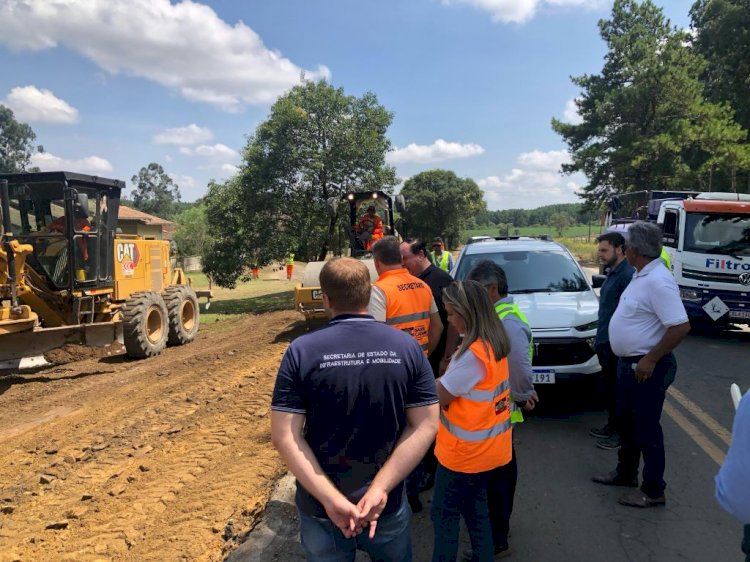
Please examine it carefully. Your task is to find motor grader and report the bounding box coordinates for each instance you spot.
[294,190,404,321]
[0,171,211,368]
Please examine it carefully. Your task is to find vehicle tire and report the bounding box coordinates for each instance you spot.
[122,291,169,358]
[163,285,200,346]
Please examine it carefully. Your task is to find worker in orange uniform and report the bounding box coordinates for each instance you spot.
[356,205,384,251]
[286,253,295,281]
[48,206,92,262]
[368,236,442,357]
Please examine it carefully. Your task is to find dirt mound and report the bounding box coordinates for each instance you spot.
[0,311,304,562]
[44,342,125,365]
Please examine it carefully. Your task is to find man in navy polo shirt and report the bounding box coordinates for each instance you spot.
[271,257,439,561]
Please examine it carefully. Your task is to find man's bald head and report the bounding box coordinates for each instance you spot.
[319,257,371,312]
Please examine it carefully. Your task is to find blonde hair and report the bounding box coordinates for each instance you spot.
[443,280,511,361]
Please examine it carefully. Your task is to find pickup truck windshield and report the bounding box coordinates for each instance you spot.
[684,213,750,257]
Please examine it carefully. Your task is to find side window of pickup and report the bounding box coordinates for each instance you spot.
[663,210,679,247]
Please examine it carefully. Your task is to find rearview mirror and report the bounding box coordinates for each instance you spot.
[592,274,606,288]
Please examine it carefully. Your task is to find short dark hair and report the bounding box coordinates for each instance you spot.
[319,257,371,310]
[404,238,428,259]
[467,259,508,296]
[596,231,626,248]
[372,235,402,265]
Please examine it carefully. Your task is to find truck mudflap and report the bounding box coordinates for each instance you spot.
[0,321,123,364]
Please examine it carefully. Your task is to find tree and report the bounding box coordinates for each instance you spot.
[552,0,749,205]
[130,163,181,219]
[400,170,486,249]
[548,212,572,236]
[0,105,39,172]
[173,204,210,258]
[203,80,396,287]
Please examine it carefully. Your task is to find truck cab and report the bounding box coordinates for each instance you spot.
[658,193,750,325]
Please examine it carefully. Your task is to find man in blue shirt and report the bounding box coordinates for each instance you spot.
[271,257,439,561]
[716,390,750,561]
[590,231,635,450]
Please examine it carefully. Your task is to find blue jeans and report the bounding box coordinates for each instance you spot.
[431,464,495,562]
[298,500,412,561]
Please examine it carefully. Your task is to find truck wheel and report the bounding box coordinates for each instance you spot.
[122,291,169,358]
[163,286,200,346]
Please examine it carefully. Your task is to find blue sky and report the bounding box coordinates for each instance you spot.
[0,0,691,210]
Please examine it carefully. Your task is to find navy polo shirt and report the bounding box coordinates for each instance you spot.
[596,258,635,345]
[272,314,438,518]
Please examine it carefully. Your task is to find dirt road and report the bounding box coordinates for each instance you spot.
[0,311,303,562]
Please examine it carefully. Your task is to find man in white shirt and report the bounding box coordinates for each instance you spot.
[592,222,690,508]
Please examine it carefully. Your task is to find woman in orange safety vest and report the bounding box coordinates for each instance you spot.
[432,280,513,561]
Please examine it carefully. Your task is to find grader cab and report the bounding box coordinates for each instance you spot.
[294,190,403,321]
[0,172,211,368]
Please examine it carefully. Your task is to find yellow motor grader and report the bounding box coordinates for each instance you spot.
[0,171,211,369]
[294,190,404,321]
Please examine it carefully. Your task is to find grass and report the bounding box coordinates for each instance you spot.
[186,271,294,325]
[558,237,598,266]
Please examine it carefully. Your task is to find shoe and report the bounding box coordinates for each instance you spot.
[590,424,613,438]
[595,435,621,450]
[591,470,638,487]
[407,494,423,514]
[618,489,666,508]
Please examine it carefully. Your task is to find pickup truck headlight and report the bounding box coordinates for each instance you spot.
[679,288,702,303]
[575,320,598,332]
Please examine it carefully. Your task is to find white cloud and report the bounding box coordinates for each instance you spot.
[477,149,584,209]
[153,124,213,146]
[31,152,113,175]
[444,0,603,23]
[387,139,485,165]
[563,97,583,125]
[179,143,239,159]
[3,85,79,124]
[0,0,331,111]
[220,163,239,175]
[164,154,173,163]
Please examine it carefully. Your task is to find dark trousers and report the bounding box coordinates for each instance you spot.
[596,342,619,431]
[431,464,495,562]
[743,524,750,562]
[487,447,517,550]
[615,353,677,498]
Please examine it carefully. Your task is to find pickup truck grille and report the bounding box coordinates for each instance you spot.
[533,338,595,367]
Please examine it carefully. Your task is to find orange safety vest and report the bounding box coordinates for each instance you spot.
[435,339,513,473]
[374,268,433,354]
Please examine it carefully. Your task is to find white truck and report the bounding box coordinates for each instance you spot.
[656,192,750,326]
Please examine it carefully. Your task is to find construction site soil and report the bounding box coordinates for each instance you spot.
[0,310,303,562]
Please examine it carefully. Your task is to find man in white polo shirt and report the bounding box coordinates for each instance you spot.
[592,222,690,508]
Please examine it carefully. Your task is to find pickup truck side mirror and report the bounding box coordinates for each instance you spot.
[592,274,606,289]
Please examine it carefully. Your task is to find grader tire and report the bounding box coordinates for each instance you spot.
[122,291,169,358]
[163,286,200,346]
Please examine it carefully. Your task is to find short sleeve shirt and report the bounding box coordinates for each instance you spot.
[440,350,485,397]
[272,314,438,518]
[609,260,688,357]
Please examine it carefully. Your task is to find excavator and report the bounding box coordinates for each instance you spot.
[294,190,404,321]
[0,171,211,369]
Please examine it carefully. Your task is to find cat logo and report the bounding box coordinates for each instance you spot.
[116,242,140,276]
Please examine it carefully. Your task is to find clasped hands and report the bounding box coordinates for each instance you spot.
[323,485,388,539]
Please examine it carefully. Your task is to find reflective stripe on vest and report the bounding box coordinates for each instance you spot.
[431,250,450,272]
[435,339,513,473]
[495,301,533,424]
[374,268,433,355]
[660,248,672,272]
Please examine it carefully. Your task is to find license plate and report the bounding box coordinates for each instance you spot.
[729,310,750,320]
[532,369,555,384]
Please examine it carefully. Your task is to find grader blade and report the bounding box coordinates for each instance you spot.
[0,322,122,364]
